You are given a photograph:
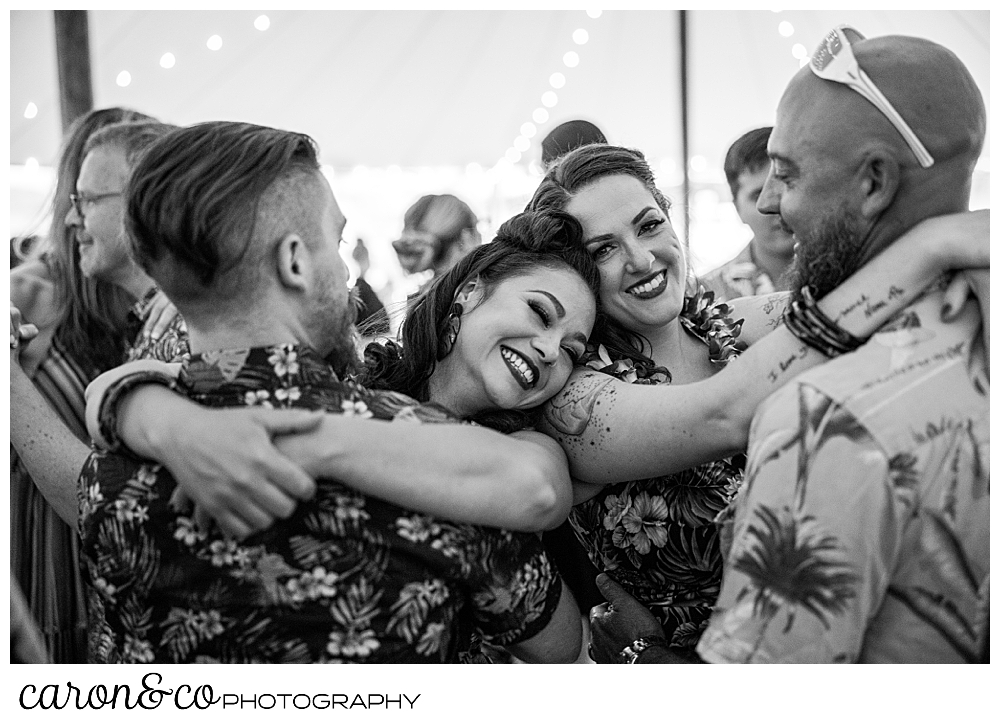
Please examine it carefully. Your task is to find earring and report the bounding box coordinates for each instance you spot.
[437,302,464,360]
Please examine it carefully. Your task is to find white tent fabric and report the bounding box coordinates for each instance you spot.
[8,9,990,288]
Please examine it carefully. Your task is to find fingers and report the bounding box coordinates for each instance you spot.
[249,408,325,436]
[941,272,971,321]
[142,292,180,340]
[595,571,630,605]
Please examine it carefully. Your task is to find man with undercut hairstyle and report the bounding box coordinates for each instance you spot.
[589,29,988,664]
[77,121,581,663]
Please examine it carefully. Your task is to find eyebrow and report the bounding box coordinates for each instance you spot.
[582,205,659,248]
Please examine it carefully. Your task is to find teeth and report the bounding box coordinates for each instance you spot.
[501,348,535,385]
[628,271,666,296]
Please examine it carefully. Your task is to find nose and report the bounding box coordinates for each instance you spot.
[622,238,654,273]
[65,202,82,228]
[757,169,780,216]
[534,332,561,367]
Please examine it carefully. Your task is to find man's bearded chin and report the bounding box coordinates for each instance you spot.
[324,287,363,378]
[788,211,870,303]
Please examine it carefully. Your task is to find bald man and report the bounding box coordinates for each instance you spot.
[589,30,989,664]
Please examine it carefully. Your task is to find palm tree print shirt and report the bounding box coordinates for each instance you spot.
[698,284,989,663]
[78,344,562,663]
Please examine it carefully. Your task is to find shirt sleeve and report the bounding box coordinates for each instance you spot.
[697,382,898,663]
[464,530,563,647]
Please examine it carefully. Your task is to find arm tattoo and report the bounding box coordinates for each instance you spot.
[543,375,614,436]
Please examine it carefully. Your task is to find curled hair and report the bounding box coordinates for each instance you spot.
[363,209,599,433]
[527,143,683,374]
[126,121,320,295]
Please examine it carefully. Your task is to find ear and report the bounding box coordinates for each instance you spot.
[858,151,900,219]
[275,234,310,291]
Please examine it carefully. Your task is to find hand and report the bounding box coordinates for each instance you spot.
[10,304,38,364]
[141,290,181,340]
[160,406,324,540]
[588,572,666,663]
[913,208,989,272]
[942,268,989,367]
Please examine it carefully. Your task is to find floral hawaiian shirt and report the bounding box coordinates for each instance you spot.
[78,344,562,663]
[698,283,989,663]
[124,287,190,364]
[700,244,778,302]
[569,291,748,651]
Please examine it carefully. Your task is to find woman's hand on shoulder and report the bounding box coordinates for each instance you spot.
[903,209,989,272]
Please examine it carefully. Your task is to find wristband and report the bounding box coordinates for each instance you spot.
[782,285,866,357]
[619,635,670,664]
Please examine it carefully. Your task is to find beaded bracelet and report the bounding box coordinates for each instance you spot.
[782,285,866,358]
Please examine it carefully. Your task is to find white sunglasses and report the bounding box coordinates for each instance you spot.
[810,25,934,168]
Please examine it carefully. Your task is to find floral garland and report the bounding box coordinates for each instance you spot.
[583,287,748,385]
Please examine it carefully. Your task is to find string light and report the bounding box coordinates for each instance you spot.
[254,15,270,31]
[532,108,549,124]
[160,52,176,68]
[116,71,132,87]
[549,72,566,89]
[541,91,558,108]
[207,35,223,51]
[563,51,580,68]
[587,10,602,19]
[573,29,589,44]
[25,157,39,172]
[24,102,38,119]
[520,122,537,138]
[505,148,522,164]
[779,21,794,36]
[514,136,530,152]
[791,43,807,60]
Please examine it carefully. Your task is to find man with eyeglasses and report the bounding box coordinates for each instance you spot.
[65,121,189,362]
[588,28,988,664]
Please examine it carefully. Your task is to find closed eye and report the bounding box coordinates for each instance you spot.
[528,300,551,326]
[561,345,583,364]
[639,217,665,235]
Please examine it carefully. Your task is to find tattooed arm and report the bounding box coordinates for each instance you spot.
[541,210,989,486]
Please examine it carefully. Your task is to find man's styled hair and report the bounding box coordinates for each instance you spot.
[125,121,322,305]
[723,126,772,200]
[82,121,179,170]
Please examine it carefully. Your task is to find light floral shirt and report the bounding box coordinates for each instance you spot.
[79,344,561,663]
[698,284,989,663]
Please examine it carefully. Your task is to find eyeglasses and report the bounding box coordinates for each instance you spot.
[810,25,934,168]
[69,191,123,217]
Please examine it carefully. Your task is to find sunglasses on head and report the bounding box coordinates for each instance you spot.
[810,25,934,168]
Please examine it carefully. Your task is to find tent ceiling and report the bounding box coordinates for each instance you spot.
[10,9,991,173]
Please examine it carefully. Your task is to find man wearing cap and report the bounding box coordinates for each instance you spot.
[589,29,989,664]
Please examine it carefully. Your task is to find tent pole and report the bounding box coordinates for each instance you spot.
[54,10,94,133]
[678,9,690,246]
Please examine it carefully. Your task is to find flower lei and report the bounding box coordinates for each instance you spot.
[583,287,748,384]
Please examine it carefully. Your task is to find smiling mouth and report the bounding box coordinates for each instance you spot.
[626,270,667,298]
[501,346,538,390]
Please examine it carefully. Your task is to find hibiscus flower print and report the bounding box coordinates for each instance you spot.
[268,345,300,377]
[326,627,381,658]
[244,389,272,407]
[396,514,441,543]
[287,567,340,602]
[341,399,374,418]
[112,498,150,525]
[122,635,155,663]
[611,492,671,555]
[173,516,207,547]
[274,386,302,404]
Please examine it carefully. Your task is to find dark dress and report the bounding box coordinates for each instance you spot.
[569,290,748,650]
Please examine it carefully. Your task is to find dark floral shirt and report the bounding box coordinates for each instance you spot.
[569,290,747,650]
[79,344,561,663]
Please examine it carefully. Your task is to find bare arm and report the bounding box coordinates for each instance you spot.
[10,309,88,525]
[89,362,573,536]
[541,209,990,484]
[505,580,582,663]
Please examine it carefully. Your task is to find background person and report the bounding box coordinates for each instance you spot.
[701,127,795,301]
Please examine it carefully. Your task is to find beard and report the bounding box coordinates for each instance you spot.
[317,284,362,379]
[787,209,870,303]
